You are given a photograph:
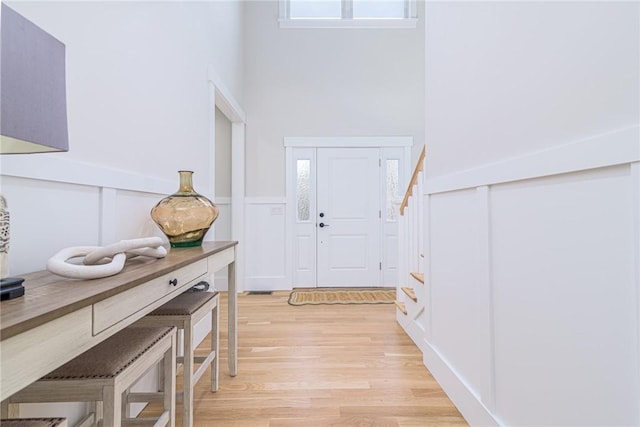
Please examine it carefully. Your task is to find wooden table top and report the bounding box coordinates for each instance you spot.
[0,241,237,340]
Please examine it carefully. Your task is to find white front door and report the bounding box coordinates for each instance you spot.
[288,139,409,289]
[316,148,381,286]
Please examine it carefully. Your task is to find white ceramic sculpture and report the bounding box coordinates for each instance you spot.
[47,237,167,280]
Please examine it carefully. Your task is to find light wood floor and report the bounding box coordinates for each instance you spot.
[142,291,468,427]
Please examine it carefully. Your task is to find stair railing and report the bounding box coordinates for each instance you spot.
[400,145,426,215]
[396,145,426,352]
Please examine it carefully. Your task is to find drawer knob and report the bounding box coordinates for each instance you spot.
[169,278,178,286]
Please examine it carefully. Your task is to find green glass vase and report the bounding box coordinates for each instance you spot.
[150,171,219,248]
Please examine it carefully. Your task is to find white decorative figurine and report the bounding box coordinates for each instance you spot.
[47,237,167,279]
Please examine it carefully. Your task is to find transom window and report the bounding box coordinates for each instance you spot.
[279,0,417,28]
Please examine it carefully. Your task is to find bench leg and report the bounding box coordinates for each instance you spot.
[102,385,122,427]
[164,332,177,427]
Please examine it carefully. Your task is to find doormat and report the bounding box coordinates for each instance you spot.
[288,288,395,306]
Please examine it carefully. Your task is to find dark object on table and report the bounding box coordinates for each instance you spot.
[1,277,25,300]
[186,281,209,292]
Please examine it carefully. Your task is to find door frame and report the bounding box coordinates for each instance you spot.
[207,67,246,292]
[284,137,412,289]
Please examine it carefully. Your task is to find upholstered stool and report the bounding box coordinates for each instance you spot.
[4,326,177,427]
[0,419,67,427]
[134,291,219,427]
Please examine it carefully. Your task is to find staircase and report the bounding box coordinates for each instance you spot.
[396,145,427,351]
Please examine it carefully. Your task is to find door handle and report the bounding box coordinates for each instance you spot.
[319,222,330,228]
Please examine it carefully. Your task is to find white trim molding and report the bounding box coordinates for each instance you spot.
[208,65,247,293]
[633,161,640,422]
[245,275,289,291]
[425,125,640,195]
[284,136,413,148]
[230,122,246,293]
[0,154,174,195]
[423,342,501,426]
[278,18,417,29]
[207,67,246,124]
[245,197,287,205]
[214,197,232,205]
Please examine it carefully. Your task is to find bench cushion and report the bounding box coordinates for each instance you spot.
[149,291,218,316]
[43,327,174,380]
[1,418,66,427]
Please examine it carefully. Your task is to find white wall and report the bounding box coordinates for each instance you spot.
[420,2,640,425]
[1,0,244,273]
[208,2,244,109]
[215,107,232,199]
[242,0,424,289]
[425,1,638,179]
[0,1,244,423]
[4,1,243,186]
[243,0,424,197]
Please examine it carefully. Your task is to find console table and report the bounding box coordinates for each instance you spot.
[0,241,238,402]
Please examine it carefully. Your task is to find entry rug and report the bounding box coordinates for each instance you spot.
[288,288,396,306]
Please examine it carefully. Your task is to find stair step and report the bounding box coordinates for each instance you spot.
[401,287,417,302]
[410,272,424,284]
[394,301,407,315]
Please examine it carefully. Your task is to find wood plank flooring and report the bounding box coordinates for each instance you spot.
[142,291,468,427]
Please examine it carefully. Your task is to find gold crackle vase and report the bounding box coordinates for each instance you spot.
[151,170,219,248]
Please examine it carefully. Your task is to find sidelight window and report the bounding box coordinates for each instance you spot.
[296,159,311,221]
[386,159,399,221]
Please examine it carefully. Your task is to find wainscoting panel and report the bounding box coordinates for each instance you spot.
[1,155,176,276]
[113,189,167,243]
[1,176,101,276]
[245,198,288,290]
[491,165,637,426]
[429,188,489,404]
[420,127,640,426]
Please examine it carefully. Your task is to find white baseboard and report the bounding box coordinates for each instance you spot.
[245,276,290,291]
[423,342,501,427]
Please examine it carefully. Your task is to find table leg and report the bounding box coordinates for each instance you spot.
[227,259,237,376]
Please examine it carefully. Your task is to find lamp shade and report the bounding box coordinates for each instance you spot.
[0,3,69,154]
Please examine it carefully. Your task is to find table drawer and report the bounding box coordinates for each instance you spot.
[93,259,207,335]
[207,246,235,273]
[1,307,93,401]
